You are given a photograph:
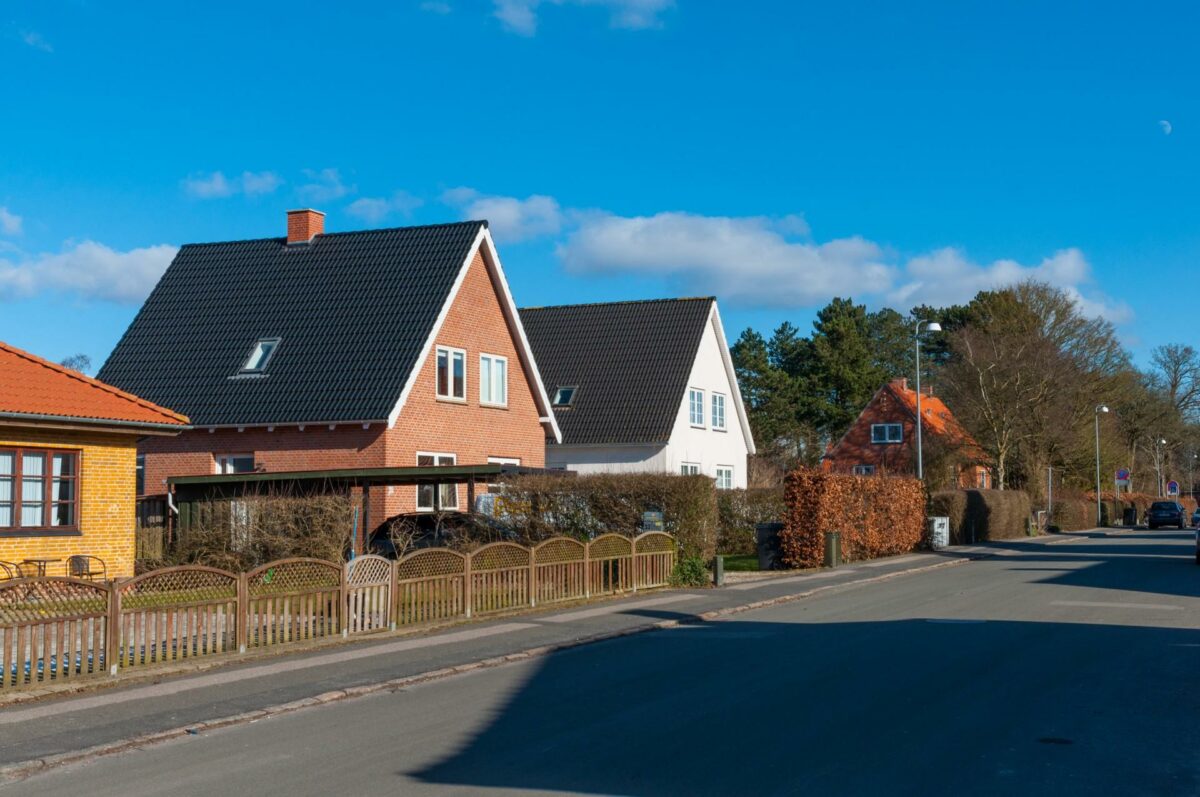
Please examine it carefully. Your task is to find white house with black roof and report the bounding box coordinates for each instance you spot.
[519,297,755,488]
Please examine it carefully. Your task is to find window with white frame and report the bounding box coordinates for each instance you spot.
[688,389,706,427]
[417,453,458,511]
[240,338,280,373]
[680,462,700,476]
[852,464,876,476]
[715,466,734,490]
[215,454,255,474]
[712,393,727,431]
[436,347,466,401]
[871,423,903,444]
[479,354,508,406]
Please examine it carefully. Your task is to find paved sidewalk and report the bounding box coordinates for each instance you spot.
[0,537,1063,770]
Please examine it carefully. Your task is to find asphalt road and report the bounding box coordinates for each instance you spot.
[8,530,1200,796]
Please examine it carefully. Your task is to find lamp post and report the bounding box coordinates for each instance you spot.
[1155,438,1168,496]
[914,319,943,481]
[1094,405,1109,526]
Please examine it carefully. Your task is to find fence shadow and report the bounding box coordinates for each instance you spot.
[409,616,1200,796]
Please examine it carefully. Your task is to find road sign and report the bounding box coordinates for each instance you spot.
[1167,480,1180,496]
[1115,468,1131,488]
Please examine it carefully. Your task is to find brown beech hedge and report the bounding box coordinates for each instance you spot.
[779,468,926,568]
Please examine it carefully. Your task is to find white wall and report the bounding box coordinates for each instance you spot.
[545,443,668,474]
[662,308,752,488]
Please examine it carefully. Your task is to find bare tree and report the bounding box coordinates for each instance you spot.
[59,353,92,374]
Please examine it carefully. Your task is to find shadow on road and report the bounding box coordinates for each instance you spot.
[409,613,1200,796]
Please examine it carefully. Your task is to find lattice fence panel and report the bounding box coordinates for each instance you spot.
[246,559,342,648]
[471,543,530,572]
[397,550,466,581]
[346,556,393,635]
[588,534,633,561]
[0,578,110,689]
[470,543,530,615]
[588,534,633,595]
[119,567,238,667]
[535,538,587,605]
[634,533,676,589]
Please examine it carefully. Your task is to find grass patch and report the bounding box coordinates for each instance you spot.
[720,554,760,572]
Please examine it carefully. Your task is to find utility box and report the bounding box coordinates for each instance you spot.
[929,516,950,550]
[824,530,842,568]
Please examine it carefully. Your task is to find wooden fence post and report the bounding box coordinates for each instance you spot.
[340,563,349,638]
[389,559,398,632]
[584,541,591,599]
[236,572,248,653]
[464,552,473,619]
[528,546,537,608]
[630,539,638,595]
[106,579,121,677]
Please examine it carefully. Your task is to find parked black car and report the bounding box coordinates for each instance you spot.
[1146,500,1187,530]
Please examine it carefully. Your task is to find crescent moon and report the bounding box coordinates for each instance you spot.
[1160,120,1173,135]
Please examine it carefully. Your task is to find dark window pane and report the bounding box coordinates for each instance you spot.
[453,353,465,398]
[417,484,434,509]
[437,351,449,396]
[52,502,74,527]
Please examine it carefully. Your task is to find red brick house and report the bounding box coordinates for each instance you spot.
[98,210,560,527]
[823,378,992,489]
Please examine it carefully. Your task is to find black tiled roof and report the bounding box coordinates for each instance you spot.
[519,298,714,446]
[99,221,486,426]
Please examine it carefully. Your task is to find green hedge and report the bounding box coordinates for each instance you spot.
[930,489,1032,542]
[717,488,785,555]
[495,473,719,559]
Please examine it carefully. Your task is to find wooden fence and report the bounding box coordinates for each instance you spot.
[0,533,675,693]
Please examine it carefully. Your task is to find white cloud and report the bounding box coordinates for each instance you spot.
[298,168,355,203]
[0,207,22,236]
[442,187,562,242]
[1160,120,1173,136]
[0,241,178,304]
[21,30,52,53]
[421,1,452,13]
[492,0,673,36]
[183,170,283,199]
[346,191,424,224]
[558,211,894,307]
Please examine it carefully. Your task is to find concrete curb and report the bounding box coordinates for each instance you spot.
[0,554,973,783]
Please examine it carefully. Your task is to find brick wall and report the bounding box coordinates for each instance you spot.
[0,427,139,578]
[824,389,916,475]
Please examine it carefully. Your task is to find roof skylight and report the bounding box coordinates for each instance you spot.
[553,386,577,407]
[240,338,280,373]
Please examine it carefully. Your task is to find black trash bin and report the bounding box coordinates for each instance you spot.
[755,522,784,570]
[1122,507,1137,526]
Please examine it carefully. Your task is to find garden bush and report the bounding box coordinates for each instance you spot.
[494,473,719,559]
[717,488,785,555]
[930,489,1032,542]
[778,468,925,569]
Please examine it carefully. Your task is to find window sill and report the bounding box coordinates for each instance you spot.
[436,396,468,405]
[690,424,707,430]
[480,402,509,410]
[712,427,727,433]
[0,529,83,538]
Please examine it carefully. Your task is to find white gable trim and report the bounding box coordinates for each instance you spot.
[386,227,563,444]
[708,302,757,455]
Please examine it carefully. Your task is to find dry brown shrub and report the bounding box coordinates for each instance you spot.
[778,468,926,568]
[930,489,1031,542]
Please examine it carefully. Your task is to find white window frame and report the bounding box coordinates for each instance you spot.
[853,464,877,476]
[240,338,280,374]
[479,353,508,407]
[680,462,701,476]
[871,423,903,444]
[715,465,734,490]
[688,388,706,428]
[711,392,727,431]
[215,454,255,474]
[416,452,458,511]
[435,346,467,402]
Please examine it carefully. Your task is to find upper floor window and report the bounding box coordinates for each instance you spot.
[853,464,877,476]
[0,448,79,531]
[712,393,727,431]
[688,389,706,427]
[436,347,466,401]
[479,353,508,407]
[715,466,734,490]
[216,454,255,474]
[871,423,903,444]
[240,338,280,373]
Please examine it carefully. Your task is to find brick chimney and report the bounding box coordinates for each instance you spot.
[286,209,325,245]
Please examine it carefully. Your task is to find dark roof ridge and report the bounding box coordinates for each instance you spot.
[178,219,487,249]
[520,296,715,312]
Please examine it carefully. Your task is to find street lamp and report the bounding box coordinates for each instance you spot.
[1094,405,1108,526]
[914,319,943,481]
[1156,438,1168,496]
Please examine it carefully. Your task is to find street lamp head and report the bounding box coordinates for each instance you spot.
[926,321,943,333]
[1096,405,1109,414]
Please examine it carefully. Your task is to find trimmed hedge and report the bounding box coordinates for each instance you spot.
[779,468,925,569]
[1063,492,1197,530]
[930,489,1032,542]
[717,488,786,555]
[495,473,719,559]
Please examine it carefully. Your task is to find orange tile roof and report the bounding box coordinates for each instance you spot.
[888,378,983,453]
[0,342,189,429]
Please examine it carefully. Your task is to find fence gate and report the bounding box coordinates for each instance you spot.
[345,555,393,634]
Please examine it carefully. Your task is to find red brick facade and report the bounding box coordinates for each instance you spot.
[139,243,548,528]
[823,378,991,489]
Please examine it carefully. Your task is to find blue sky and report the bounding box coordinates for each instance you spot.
[2,1,1197,369]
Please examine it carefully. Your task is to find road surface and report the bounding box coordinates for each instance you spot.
[6,530,1199,795]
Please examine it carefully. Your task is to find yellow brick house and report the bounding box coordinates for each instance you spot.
[0,342,188,578]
